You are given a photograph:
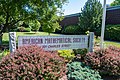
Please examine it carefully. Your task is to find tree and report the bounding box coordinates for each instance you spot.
[29,20,40,32]
[78,0,102,36]
[0,0,68,44]
[41,15,63,35]
[111,0,120,6]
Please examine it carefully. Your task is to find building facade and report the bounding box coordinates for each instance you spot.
[60,6,120,27]
[106,6,120,25]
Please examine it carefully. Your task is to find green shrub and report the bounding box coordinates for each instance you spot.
[0,45,66,80]
[0,50,9,60]
[24,28,31,32]
[73,48,88,61]
[84,46,120,76]
[105,25,120,41]
[17,27,25,32]
[0,51,2,60]
[17,27,31,32]
[73,48,88,56]
[62,25,79,34]
[67,62,102,80]
[58,50,75,62]
[10,29,18,32]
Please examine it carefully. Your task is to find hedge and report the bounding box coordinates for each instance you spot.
[105,25,120,42]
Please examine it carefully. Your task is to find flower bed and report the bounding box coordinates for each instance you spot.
[0,45,120,80]
[0,45,67,80]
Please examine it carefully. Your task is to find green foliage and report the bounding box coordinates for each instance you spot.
[21,22,29,28]
[105,25,120,42]
[85,31,90,35]
[0,49,9,60]
[111,0,120,6]
[0,45,66,80]
[24,28,31,32]
[0,0,68,43]
[58,50,75,62]
[67,62,102,80]
[10,28,18,32]
[29,20,40,32]
[79,0,102,36]
[62,25,79,34]
[17,27,31,32]
[73,48,88,62]
[0,16,5,25]
[42,17,62,35]
[17,27,25,32]
[73,48,88,56]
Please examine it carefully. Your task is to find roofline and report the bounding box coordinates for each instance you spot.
[65,5,120,18]
[107,5,120,11]
[65,13,80,18]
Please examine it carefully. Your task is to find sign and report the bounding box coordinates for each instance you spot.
[18,35,88,51]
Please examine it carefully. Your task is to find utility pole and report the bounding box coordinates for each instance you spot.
[100,0,106,49]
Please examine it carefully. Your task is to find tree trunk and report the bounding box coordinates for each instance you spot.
[0,35,2,45]
[0,25,7,45]
[0,12,10,45]
[48,32,50,35]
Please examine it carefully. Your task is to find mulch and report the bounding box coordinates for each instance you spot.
[60,75,120,80]
[102,75,120,80]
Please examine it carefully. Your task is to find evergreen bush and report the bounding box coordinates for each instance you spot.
[105,25,120,41]
[62,25,79,35]
[67,62,102,80]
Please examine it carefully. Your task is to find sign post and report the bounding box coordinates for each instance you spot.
[89,32,94,52]
[9,32,16,53]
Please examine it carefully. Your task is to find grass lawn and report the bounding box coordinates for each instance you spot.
[104,41,120,48]
[2,32,58,45]
[95,38,120,48]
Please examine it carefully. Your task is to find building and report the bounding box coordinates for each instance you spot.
[106,5,120,25]
[60,13,80,27]
[60,5,120,27]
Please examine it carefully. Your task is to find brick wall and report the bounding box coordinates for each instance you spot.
[60,6,120,27]
[106,8,120,25]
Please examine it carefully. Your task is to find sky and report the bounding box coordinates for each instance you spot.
[63,0,115,15]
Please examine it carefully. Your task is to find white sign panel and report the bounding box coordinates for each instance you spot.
[18,35,88,51]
